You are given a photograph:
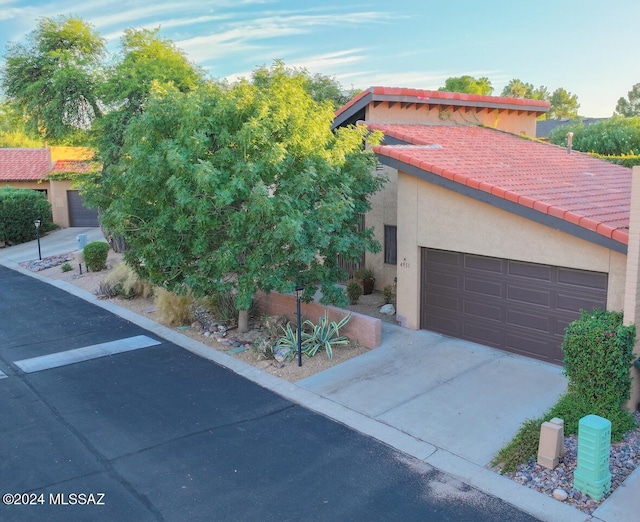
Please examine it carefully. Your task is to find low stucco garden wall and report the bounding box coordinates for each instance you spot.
[255,290,382,349]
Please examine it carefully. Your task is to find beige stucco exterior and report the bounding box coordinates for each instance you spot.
[49,180,74,228]
[623,167,640,408]
[395,173,627,329]
[367,103,538,137]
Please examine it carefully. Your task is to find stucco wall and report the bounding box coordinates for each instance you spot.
[364,163,398,290]
[396,172,627,330]
[48,180,73,228]
[623,167,640,408]
[367,103,537,137]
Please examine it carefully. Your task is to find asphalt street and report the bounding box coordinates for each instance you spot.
[0,265,540,522]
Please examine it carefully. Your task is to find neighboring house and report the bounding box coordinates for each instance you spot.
[0,147,99,227]
[333,88,640,403]
[0,147,51,194]
[536,117,607,140]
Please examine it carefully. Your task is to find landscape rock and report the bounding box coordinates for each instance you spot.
[379,304,395,315]
[552,488,568,501]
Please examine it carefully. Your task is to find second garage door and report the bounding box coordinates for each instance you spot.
[67,190,99,227]
[420,249,608,364]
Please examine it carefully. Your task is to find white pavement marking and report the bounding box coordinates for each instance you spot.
[14,335,162,374]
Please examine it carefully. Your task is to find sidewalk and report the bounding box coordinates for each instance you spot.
[2,228,638,522]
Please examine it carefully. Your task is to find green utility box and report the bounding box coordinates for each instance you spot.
[573,414,611,500]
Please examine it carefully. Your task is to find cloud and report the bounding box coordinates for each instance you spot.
[177,10,388,63]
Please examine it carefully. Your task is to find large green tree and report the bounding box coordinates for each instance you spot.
[438,75,493,95]
[547,87,580,120]
[1,16,105,142]
[615,83,640,117]
[98,65,385,331]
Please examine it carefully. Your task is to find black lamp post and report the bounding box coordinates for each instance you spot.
[34,219,41,260]
[295,285,303,367]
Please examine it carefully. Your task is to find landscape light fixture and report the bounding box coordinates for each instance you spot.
[34,220,41,260]
[295,285,304,367]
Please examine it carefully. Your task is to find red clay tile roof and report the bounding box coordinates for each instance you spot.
[0,148,52,181]
[370,123,631,246]
[51,159,100,173]
[336,86,550,119]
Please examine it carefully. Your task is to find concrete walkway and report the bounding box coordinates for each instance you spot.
[0,226,106,265]
[1,227,639,521]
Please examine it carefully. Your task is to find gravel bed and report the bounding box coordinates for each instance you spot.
[500,412,640,515]
[20,253,75,271]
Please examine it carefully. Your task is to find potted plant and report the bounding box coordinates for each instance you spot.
[354,267,375,295]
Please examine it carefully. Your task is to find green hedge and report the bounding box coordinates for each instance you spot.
[83,241,110,271]
[563,309,636,408]
[0,187,53,245]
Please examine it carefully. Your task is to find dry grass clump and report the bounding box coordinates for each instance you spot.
[155,287,194,326]
[100,262,155,299]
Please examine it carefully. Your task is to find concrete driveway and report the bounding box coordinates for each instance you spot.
[298,323,568,467]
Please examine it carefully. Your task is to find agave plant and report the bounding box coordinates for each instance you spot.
[272,322,299,362]
[301,312,351,360]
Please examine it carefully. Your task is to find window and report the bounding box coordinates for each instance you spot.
[384,225,397,265]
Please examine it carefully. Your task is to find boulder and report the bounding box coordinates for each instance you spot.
[379,304,396,315]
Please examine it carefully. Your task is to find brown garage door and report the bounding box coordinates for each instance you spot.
[67,190,99,227]
[420,249,608,364]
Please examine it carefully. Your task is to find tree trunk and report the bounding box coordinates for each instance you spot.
[238,309,249,333]
[100,224,128,253]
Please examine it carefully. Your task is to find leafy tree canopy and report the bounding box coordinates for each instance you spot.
[546,87,580,120]
[615,83,640,117]
[548,116,640,156]
[438,75,493,95]
[93,27,206,168]
[1,15,105,143]
[500,78,549,101]
[96,64,385,330]
[0,99,41,147]
[252,60,358,110]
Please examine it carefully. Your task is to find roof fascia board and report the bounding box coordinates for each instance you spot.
[378,155,627,255]
[332,91,374,130]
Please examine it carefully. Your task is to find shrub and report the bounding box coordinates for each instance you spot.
[61,262,73,273]
[0,187,53,245]
[492,417,544,473]
[100,262,155,299]
[383,284,394,304]
[562,309,636,409]
[83,241,110,271]
[346,280,361,304]
[155,287,194,326]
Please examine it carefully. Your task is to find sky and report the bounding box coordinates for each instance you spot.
[0,0,638,117]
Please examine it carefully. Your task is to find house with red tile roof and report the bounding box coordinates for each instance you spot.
[0,148,99,227]
[333,87,640,405]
